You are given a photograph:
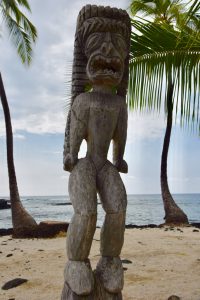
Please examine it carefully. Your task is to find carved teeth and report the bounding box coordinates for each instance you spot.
[89,55,122,78]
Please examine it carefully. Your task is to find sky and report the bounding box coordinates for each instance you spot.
[0,0,200,196]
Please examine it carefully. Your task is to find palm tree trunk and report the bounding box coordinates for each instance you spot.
[0,73,37,236]
[161,74,188,224]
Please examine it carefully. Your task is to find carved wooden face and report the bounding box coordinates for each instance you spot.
[85,31,127,87]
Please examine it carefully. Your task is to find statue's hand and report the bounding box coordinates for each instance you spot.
[114,159,128,173]
[63,153,78,172]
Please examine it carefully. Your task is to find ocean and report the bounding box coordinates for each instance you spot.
[0,194,200,229]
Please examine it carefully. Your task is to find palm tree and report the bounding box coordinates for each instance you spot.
[129,0,200,224]
[0,0,38,236]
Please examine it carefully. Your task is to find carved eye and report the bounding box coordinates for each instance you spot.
[112,34,127,57]
[85,33,104,55]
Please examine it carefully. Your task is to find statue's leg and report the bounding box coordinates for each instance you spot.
[96,161,127,294]
[62,158,97,298]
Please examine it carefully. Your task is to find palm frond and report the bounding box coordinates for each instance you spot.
[16,10,37,42]
[184,0,200,25]
[130,0,156,18]
[2,0,31,12]
[16,0,31,11]
[129,18,200,132]
[2,8,33,64]
[0,0,37,65]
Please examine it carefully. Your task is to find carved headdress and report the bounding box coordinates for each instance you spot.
[72,5,131,100]
[65,5,131,152]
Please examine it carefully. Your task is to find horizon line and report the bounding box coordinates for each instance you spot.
[1,192,200,198]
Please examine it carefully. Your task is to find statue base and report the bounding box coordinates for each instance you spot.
[61,271,122,300]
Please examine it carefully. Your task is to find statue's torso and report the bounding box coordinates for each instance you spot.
[73,91,125,170]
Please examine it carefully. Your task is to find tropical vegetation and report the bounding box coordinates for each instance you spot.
[0,0,38,236]
[129,0,200,224]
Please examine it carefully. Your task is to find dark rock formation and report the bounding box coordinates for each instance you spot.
[168,296,181,300]
[37,221,69,238]
[125,224,159,229]
[121,259,132,264]
[0,199,11,209]
[2,278,28,290]
[12,221,69,238]
[191,222,200,228]
[0,228,13,236]
[54,202,72,206]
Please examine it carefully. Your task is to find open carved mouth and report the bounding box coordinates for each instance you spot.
[89,55,122,79]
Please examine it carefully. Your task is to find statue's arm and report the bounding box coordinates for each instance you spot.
[63,97,89,172]
[113,102,128,173]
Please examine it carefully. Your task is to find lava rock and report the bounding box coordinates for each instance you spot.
[6,254,13,257]
[54,202,72,206]
[121,259,132,264]
[0,228,13,237]
[168,296,181,300]
[0,199,11,210]
[37,221,69,238]
[125,224,158,229]
[11,220,69,238]
[2,278,28,290]
[191,222,200,228]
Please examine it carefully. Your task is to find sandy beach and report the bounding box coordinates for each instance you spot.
[0,226,200,300]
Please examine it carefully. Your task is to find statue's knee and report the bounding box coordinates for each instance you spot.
[101,189,127,214]
[100,212,126,257]
[69,212,97,229]
[104,211,126,228]
[97,161,127,213]
[67,213,97,260]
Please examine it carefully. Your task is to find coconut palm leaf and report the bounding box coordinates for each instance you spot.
[130,0,158,18]
[3,0,31,11]
[0,0,37,65]
[184,0,200,25]
[129,19,200,132]
[130,0,186,25]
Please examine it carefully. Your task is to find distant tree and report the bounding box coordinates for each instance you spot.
[129,0,200,224]
[0,0,38,236]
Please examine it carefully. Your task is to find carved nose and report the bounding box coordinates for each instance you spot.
[101,41,114,56]
[100,32,115,56]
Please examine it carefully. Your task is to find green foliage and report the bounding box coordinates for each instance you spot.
[129,0,200,132]
[130,0,186,25]
[0,0,37,65]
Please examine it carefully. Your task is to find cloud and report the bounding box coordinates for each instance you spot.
[61,174,69,180]
[3,1,198,196]
[169,176,189,182]
[126,175,137,180]
[42,150,63,155]
[0,122,5,137]
[1,0,166,143]
[12,111,66,135]
[0,0,130,137]
[127,111,166,143]
[13,134,26,140]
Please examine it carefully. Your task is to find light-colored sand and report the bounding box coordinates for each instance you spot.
[0,227,200,300]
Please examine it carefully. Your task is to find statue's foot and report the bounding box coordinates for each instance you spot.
[96,256,124,293]
[64,260,94,295]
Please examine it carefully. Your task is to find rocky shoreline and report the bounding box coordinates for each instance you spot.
[0,221,69,237]
[0,222,199,237]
